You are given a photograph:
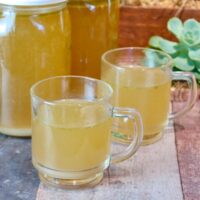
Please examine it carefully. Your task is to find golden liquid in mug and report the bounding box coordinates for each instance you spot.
[32,99,111,173]
[101,65,171,143]
[68,0,119,78]
[0,7,71,135]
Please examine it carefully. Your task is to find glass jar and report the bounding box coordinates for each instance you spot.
[68,0,119,78]
[0,0,71,136]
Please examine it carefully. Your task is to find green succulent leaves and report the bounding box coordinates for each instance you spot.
[149,36,178,54]
[149,17,200,84]
[182,19,200,46]
[167,17,183,39]
[173,56,195,71]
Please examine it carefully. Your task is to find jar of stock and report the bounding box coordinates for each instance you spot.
[68,0,119,78]
[0,0,71,136]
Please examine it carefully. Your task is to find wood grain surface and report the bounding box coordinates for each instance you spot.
[174,100,200,200]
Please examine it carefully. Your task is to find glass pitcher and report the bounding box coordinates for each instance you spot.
[68,0,119,78]
[0,0,71,136]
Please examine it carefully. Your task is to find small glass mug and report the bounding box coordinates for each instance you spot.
[30,76,143,188]
[101,47,197,145]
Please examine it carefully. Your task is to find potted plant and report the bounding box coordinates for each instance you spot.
[119,0,200,47]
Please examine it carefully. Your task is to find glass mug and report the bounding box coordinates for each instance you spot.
[0,0,70,136]
[68,0,119,78]
[31,76,143,188]
[101,47,197,145]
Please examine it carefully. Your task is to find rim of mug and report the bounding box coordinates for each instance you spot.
[101,47,173,70]
[30,75,113,105]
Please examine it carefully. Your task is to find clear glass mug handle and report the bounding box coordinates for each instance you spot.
[169,71,198,119]
[110,107,143,164]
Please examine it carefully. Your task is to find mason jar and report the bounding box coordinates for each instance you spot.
[68,0,119,78]
[0,0,71,136]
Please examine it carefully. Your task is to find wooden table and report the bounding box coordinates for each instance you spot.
[174,99,200,200]
[0,96,199,200]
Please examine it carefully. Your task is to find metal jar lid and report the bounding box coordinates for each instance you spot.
[0,0,67,6]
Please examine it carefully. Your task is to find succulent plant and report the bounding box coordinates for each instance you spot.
[149,17,200,85]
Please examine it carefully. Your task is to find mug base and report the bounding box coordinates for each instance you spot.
[39,172,103,189]
[112,131,164,145]
[33,158,109,189]
[142,131,163,145]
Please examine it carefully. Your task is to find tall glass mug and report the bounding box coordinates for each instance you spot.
[68,0,119,78]
[31,76,143,188]
[0,0,71,136]
[101,47,197,145]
